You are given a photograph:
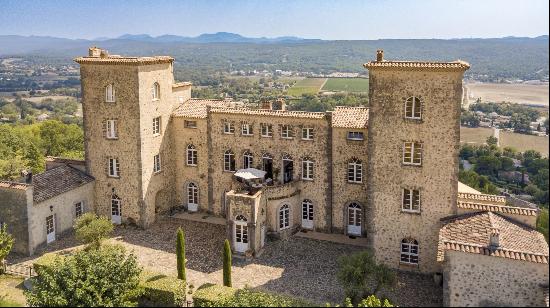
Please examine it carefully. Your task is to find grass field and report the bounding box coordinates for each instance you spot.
[287,78,327,96]
[0,275,25,307]
[465,82,549,107]
[460,126,549,156]
[321,78,369,92]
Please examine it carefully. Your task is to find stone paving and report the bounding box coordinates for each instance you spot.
[8,216,442,306]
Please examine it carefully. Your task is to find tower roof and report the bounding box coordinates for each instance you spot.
[364,49,470,71]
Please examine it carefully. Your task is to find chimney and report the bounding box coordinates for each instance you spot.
[273,98,286,111]
[376,49,384,62]
[88,46,102,57]
[21,170,33,184]
[261,100,273,110]
[100,49,109,58]
[489,229,500,249]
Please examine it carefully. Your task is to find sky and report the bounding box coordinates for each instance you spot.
[0,0,548,40]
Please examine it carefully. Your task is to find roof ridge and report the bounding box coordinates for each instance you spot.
[442,239,549,257]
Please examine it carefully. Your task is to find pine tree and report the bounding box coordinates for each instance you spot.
[176,228,186,281]
[223,239,232,287]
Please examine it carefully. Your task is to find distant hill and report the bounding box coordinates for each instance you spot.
[0,33,548,82]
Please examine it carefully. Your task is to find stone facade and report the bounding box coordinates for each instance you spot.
[442,250,549,307]
[0,182,32,255]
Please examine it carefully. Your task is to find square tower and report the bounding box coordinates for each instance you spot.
[364,50,469,273]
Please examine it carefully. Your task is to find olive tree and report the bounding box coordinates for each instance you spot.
[74,213,114,249]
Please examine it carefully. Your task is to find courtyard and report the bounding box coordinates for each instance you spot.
[8,216,442,306]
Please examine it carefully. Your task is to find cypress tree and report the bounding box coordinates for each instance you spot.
[176,228,186,281]
[223,239,232,287]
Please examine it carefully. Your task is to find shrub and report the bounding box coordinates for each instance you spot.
[223,239,232,287]
[32,252,60,275]
[140,272,186,307]
[193,283,312,307]
[176,228,186,281]
[25,244,143,307]
[0,224,14,268]
[326,296,393,307]
[74,213,114,249]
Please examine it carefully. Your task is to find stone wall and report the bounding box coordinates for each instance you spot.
[366,69,464,273]
[442,250,549,307]
[0,185,31,255]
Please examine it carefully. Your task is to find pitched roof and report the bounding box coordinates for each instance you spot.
[438,211,549,264]
[331,106,369,129]
[457,192,506,205]
[172,99,233,118]
[210,107,326,119]
[33,165,95,203]
[74,55,174,65]
[457,201,538,216]
[364,60,470,71]
[0,180,29,190]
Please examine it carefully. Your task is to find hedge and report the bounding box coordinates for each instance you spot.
[140,271,186,307]
[32,253,61,275]
[193,283,313,307]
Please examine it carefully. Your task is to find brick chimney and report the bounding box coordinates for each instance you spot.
[376,49,384,62]
[274,98,286,111]
[88,46,102,57]
[489,228,500,249]
[261,100,273,110]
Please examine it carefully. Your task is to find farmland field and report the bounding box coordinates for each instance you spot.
[465,82,549,107]
[460,126,549,156]
[287,78,327,96]
[321,78,369,92]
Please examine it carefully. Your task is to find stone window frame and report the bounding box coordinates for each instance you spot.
[185,120,197,129]
[402,141,423,166]
[404,96,423,121]
[260,123,273,138]
[280,124,294,139]
[347,157,363,183]
[401,188,421,213]
[224,150,236,172]
[104,119,118,140]
[152,116,162,136]
[153,153,162,173]
[223,121,235,134]
[301,199,314,224]
[301,157,314,181]
[347,131,364,141]
[279,204,290,230]
[187,144,198,166]
[400,238,419,265]
[243,150,253,169]
[241,122,253,136]
[301,127,314,141]
[345,201,363,235]
[105,84,115,103]
[151,82,160,101]
[108,157,120,178]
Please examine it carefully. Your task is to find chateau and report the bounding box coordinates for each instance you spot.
[1,47,548,306]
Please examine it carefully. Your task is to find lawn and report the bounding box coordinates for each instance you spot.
[321,78,369,92]
[0,275,26,307]
[460,126,549,156]
[287,78,327,96]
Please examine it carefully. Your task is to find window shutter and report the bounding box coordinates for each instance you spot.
[102,120,108,138]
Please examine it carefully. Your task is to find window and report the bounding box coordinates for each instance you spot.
[281,125,293,139]
[402,189,421,212]
[185,120,197,128]
[261,123,273,137]
[241,123,253,136]
[187,144,197,166]
[46,215,55,234]
[282,153,293,183]
[75,202,83,218]
[105,84,115,102]
[188,183,198,205]
[347,158,362,183]
[405,96,422,119]
[279,204,290,230]
[347,131,364,141]
[302,127,314,140]
[224,150,236,172]
[108,158,120,177]
[111,194,121,218]
[152,82,160,100]
[400,239,419,264]
[106,119,118,139]
[302,157,314,180]
[403,142,423,165]
[153,117,161,135]
[224,121,235,134]
[153,154,161,173]
[243,151,253,169]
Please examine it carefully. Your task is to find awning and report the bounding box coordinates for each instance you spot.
[234,168,266,180]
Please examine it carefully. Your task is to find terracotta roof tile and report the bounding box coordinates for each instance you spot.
[74,56,174,65]
[457,201,538,216]
[438,212,548,264]
[364,60,470,71]
[0,180,29,190]
[172,82,192,88]
[172,99,234,118]
[33,165,95,203]
[331,106,369,129]
[457,192,506,204]
[210,107,326,119]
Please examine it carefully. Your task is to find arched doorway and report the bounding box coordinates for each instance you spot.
[234,215,249,253]
[347,202,362,236]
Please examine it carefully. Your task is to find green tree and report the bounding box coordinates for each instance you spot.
[23,142,45,174]
[0,156,26,181]
[25,245,143,307]
[0,224,14,269]
[74,213,114,250]
[39,120,66,156]
[486,136,498,146]
[337,250,396,304]
[223,239,232,287]
[176,228,186,281]
[537,208,548,242]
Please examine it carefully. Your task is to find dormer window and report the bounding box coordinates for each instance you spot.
[405,96,422,119]
[105,84,115,102]
[152,82,160,100]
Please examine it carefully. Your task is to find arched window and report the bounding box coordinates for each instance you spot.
[279,204,290,230]
[187,144,197,166]
[187,183,198,206]
[347,158,362,183]
[301,157,314,180]
[105,84,115,102]
[224,150,235,172]
[152,82,160,100]
[235,215,247,222]
[243,150,253,169]
[400,238,419,264]
[405,96,422,119]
